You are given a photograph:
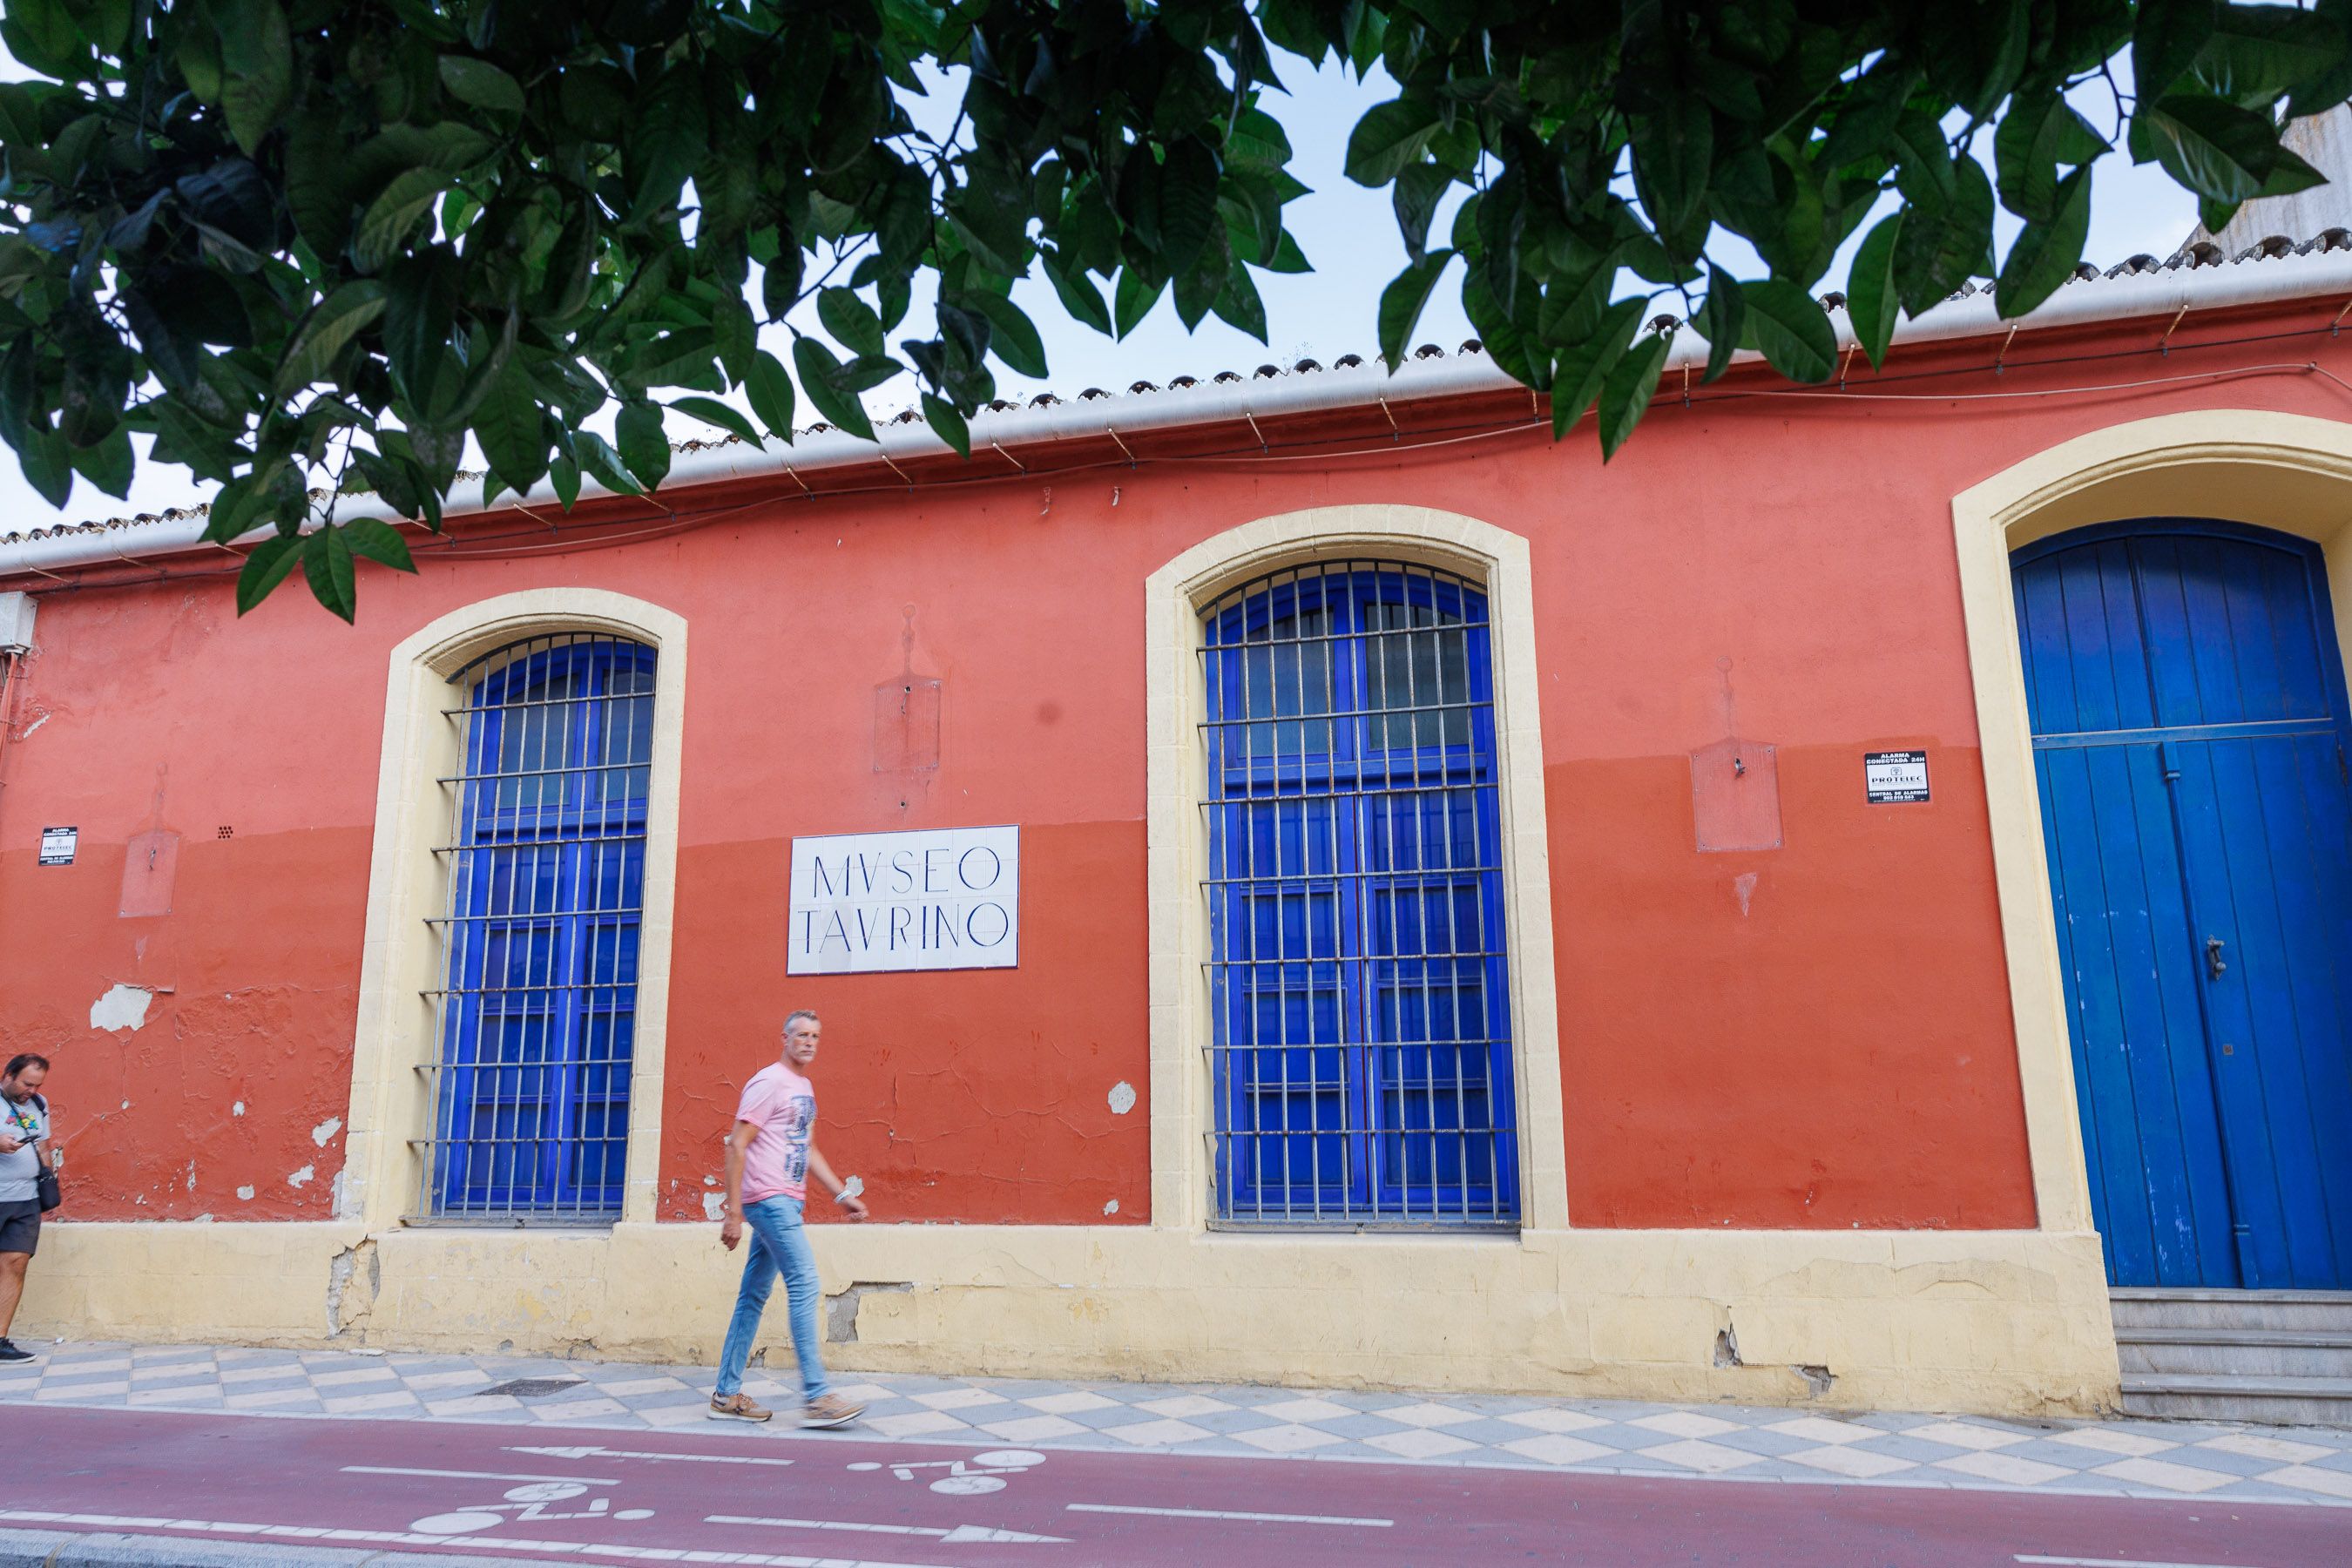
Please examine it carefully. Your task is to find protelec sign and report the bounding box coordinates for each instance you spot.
[787,825,1019,975]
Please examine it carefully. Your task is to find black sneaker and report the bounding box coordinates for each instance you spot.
[0,1340,34,1363]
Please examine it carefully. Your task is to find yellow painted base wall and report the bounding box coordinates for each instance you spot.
[18,1222,2121,1419]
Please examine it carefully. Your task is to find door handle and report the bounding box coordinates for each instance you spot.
[2207,936,2227,981]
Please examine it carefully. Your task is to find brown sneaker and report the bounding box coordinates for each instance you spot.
[708,1392,771,1423]
[802,1392,865,1429]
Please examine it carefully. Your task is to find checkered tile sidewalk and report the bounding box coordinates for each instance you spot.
[8,1340,2352,1506]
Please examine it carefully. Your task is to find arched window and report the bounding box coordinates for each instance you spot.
[1200,560,1518,1227]
[424,633,656,1220]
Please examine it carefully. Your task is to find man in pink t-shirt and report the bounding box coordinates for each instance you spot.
[709,1009,869,1426]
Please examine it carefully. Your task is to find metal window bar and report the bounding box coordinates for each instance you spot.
[1199,561,1519,1230]
[409,632,654,1226]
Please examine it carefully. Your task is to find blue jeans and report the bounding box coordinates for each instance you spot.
[714,1195,831,1402]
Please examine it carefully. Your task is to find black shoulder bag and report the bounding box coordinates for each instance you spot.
[16,1094,57,1213]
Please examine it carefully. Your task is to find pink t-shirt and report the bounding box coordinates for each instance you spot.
[736,1061,816,1204]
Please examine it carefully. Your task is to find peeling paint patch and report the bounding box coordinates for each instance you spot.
[1102,1199,1119,1216]
[185,1160,196,1193]
[89,983,153,1033]
[1107,1080,1137,1115]
[231,1100,246,1117]
[287,1164,315,1188]
[236,1186,254,1201]
[1734,871,1758,917]
[840,1175,864,1200]
[701,1193,726,1221]
[311,1116,342,1147]
[18,712,48,739]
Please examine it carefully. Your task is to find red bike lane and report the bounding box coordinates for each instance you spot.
[10,1405,2348,1566]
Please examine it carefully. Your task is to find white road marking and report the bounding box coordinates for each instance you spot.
[2017,1558,2257,1568]
[0,1509,953,1566]
[708,1512,1069,1544]
[341,1463,621,1484]
[511,1443,797,1468]
[1066,1502,1392,1527]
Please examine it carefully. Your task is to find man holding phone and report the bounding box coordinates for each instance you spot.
[708,1010,868,1428]
[0,1053,57,1365]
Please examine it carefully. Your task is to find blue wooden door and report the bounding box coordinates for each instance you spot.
[2016,522,2352,1288]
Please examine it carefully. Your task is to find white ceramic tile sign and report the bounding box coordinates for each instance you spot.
[787,825,1019,975]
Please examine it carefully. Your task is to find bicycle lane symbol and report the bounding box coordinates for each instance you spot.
[846,1448,1045,1495]
[407,1481,656,1537]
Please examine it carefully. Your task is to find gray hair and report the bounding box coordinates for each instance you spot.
[782,1009,821,1034]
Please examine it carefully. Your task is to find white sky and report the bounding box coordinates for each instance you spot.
[0,48,2207,525]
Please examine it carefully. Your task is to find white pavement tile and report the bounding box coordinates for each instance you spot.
[1935,1451,2070,1486]
[46,1358,131,1375]
[979,1415,1089,1443]
[220,1366,301,1384]
[2262,1464,2352,1500]
[1632,1412,1744,1440]
[1641,1439,1762,1473]
[1232,1423,1346,1454]
[863,1411,972,1438]
[1499,1409,1612,1435]
[1784,1445,1920,1479]
[1764,1416,1881,1445]
[634,1404,710,1428]
[2196,1433,2334,1463]
[1136,1395,1235,1418]
[310,1368,398,1388]
[425,1395,523,1416]
[1105,1418,1214,1447]
[223,1389,316,1409]
[1368,1402,1480,1429]
[1248,1396,1355,1423]
[2092,1457,2236,1494]
[129,1363,217,1382]
[1365,1429,1480,1459]
[322,1392,421,1415]
[1901,1421,2029,1452]
[400,1370,487,1390]
[1023,1391,1119,1415]
[828,1383,896,1403]
[2046,1428,2176,1457]
[34,1381,129,1400]
[591,1376,689,1397]
[1499,1434,1613,1466]
[909,1387,1006,1411]
[126,1388,220,1407]
[531,1397,629,1421]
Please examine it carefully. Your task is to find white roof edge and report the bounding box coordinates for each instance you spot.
[7,247,2352,578]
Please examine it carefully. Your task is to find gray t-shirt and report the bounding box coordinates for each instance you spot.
[0,1093,47,1203]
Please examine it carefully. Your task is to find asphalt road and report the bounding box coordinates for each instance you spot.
[7,1405,2347,1565]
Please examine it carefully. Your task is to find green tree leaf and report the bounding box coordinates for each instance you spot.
[439,57,525,116]
[794,335,877,440]
[342,517,416,572]
[352,169,452,274]
[744,349,797,443]
[1377,250,1455,371]
[1598,329,1672,461]
[1691,270,1746,385]
[272,281,387,401]
[1113,269,1163,341]
[236,534,304,615]
[571,429,642,494]
[817,287,884,358]
[668,394,764,448]
[1346,98,1441,186]
[474,359,549,495]
[1742,280,1838,383]
[966,292,1048,378]
[1847,213,1904,370]
[302,524,357,623]
[216,0,294,156]
[615,399,672,489]
[922,392,970,458]
[2137,0,2221,101]
[1041,252,1113,336]
[1548,299,1645,439]
[1996,166,2092,318]
[2139,92,2292,202]
[550,454,581,510]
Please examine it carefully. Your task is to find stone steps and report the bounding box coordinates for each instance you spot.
[2112,1288,2352,1425]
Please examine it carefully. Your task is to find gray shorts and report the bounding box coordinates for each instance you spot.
[0,1200,39,1256]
